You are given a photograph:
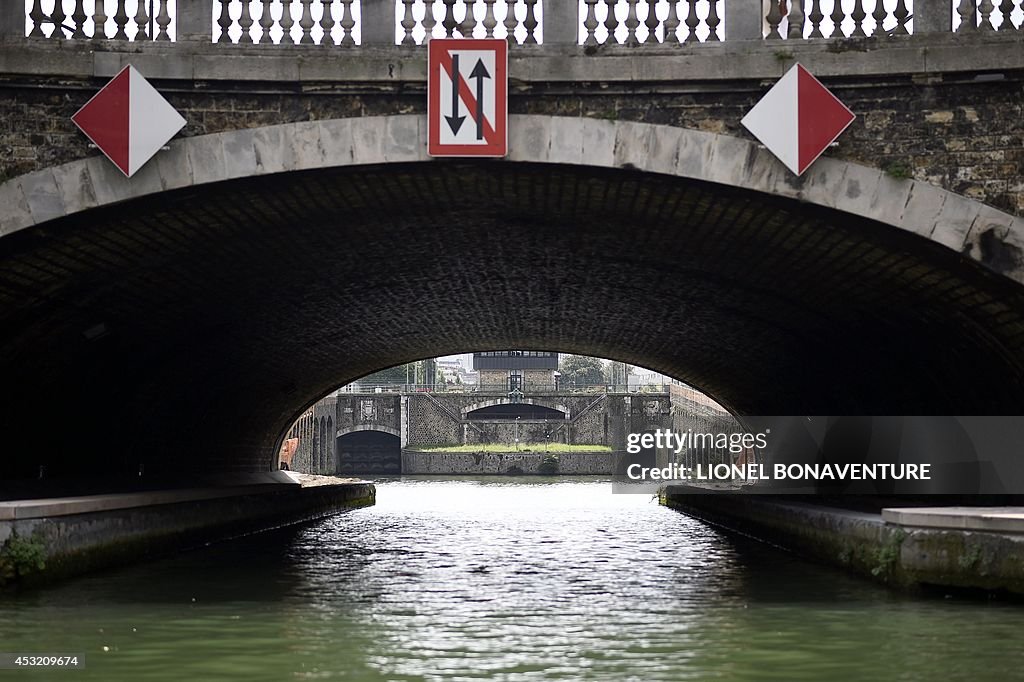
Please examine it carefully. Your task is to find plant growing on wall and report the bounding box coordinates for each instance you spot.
[538,454,560,475]
[0,531,47,586]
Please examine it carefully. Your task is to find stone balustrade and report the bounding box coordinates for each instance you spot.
[2,1,1021,46]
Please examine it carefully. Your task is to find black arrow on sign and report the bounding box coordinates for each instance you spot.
[470,59,490,141]
[445,53,465,135]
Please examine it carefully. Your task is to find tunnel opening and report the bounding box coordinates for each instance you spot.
[2,153,1024,486]
[336,430,402,476]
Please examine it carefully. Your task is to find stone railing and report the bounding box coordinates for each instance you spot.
[4,0,1022,46]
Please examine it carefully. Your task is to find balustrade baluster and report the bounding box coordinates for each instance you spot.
[71,0,88,38]
[583,0,599,44]
[155,0,171,40]
[280,0,296,43]
[319,0,335,44]
[113,0,130,40]
[787,0,804,38]
[400,0,416,43]
[1015,0,1023,29]
[829,0,845,36]
[502,0,517,42]
[604,0,619,43]
[643,0,659,43]
[238,1,254,43]
[684,0,699,41]
[340,0,355,44]
[766,1,784,39]
[625,0,640,45]
[706,0,721,41]
[29,0,46,37]
[871,0,887,35]
[50,1,67,39]
[664,0,680,43]
[460,0,478,38]
[257,0,274,43]
[92,0,108,39]
[523,0,539,43]
[442,0,458,36]
[957,0,977,31]
[891,0,909,34]
[216,0,232,42]
[483,0,497,36]
[850,0,866,36]
[135,0,150,39]
[807,0,824,37]
[978,0,994,29]
[421,0,437,39]
[299,0,315,42]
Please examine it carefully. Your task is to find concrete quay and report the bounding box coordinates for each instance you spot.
[0,473,374,589]
[662,486,1024,597]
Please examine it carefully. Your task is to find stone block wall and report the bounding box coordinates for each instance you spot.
[335,394,400,436]
[289,398,336,474]
[1,52,1021,215]
[401,449,615,475]
[406,394,462,446]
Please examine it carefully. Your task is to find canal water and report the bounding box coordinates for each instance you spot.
[1,478,1021,681]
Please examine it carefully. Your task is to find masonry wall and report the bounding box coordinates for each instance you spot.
[401,449,615,475]
[295,392,669,454]
[289,398,336,475]
[335,395,400,436]
[0,65,1021,215]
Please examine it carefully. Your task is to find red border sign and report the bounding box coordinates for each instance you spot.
[428,38,507,157]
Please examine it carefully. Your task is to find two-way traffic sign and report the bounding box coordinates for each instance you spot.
[428,38,507,157]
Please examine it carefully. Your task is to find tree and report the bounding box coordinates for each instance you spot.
[559,354,604,387]
[360,362,414,385]
[605,361,633,387]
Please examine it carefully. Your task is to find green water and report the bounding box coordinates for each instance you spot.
[0,478,1021,681]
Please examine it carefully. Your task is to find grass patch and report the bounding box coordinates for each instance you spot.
[411,443,612,453]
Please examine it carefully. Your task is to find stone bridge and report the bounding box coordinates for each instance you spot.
[288,389,673,474]
[0,1,1023,485]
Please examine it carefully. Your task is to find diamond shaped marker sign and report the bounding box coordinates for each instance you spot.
[741,63,855,176]
[72,65,186,178]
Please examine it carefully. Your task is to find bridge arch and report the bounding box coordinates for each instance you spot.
[337,424,402,440]
[460,399,571,420]
[2,115,1020,281]
[2,115,1024,480]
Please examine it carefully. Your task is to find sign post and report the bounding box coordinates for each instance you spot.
[428,38,508,157]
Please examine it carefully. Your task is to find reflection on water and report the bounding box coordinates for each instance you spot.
[0,477,1021,681]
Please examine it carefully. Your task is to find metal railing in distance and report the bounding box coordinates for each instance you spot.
[338,382,673,394]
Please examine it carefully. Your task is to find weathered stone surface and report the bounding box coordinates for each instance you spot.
[402,450,615,475]
[1,37,1021,214]
[18,168,64,223]
[0,480,374,587]
[664,489,1024,595]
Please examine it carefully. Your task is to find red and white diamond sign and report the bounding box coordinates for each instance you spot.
[428,38,507,157]
[72,65,186,178]
[741,63,855,176]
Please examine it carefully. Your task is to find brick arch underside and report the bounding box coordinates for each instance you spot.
[2,160,1024,482]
